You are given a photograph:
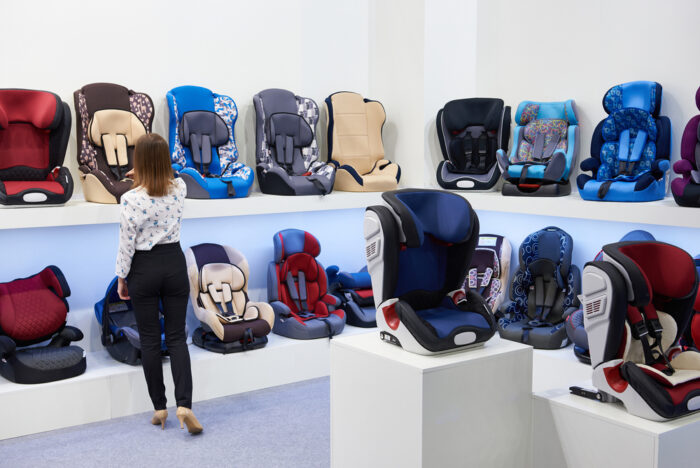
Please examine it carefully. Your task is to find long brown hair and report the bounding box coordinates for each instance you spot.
[133,133,174,197]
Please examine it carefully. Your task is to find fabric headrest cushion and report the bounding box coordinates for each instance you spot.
[471,249,499,276]
[338,271,372,289]
[190,243,231,272]
[274,229,321,263]
[89,109,147,146]
[518,103,540,125]
[443,98,503,133]
[268,112,313,147]
[523,119,568,144]
[0,89,59,129]
[82,83,131,117]
[603,82,660,115]
[200,263,245,292]
[179,111,229,147]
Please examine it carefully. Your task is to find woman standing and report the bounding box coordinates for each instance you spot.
[116,134,202,434]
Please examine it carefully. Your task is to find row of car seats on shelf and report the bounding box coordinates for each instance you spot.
[2,189,699,422]
[1,81,699,207]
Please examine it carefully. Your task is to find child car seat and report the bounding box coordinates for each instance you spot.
[186,243,274,353]
[167,86,254,199]
[580,241,700,420]
[324,92,400,192]
[95,276,169,365]
[326,265,376,328]
[497,100,579,197]
[497,227,581,349]
[254,88,335,195]
[671,86,700,207]
[0,89,73,205]
[578,81,671,202]
[364,189,497,355]
[463,234,511,313]
[74,83,153,204]
[267,229,346,339]
[566,230,656,364]
[680,256,700,351]
[0,266,86,384]
[436,98,511,190]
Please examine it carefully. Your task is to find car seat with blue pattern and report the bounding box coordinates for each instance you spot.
[497,100,579,196]
[326,265,376,328]
[254,88,335,195]
[167,86,254,199]
[0,266,86,384]
[577,81,671,202]
[497,227,581,349]
[186,243,274,353]
[268,230,346,339]
[436,98,510,190]
[671,86,700,207]
[364,189,496,355]
[565,230,656,364]
[463,234,511,314]
[95,276,169,365]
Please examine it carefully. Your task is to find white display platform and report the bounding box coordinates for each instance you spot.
[533,382,700,468]
[532,347,591,393]
[330,334,533,468]
[0,326,373,440]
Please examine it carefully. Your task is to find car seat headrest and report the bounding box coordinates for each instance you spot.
[81,83,131,118]
[603,241,697,307]
[603,81,662,116]
[178,111,229,166]
[620,230,656,243]
[200,263,245,303]
[382,190,474,248]
[516,100,577,126]
[0,89,61,130]
[89,109,147,172]
[520,227,572,276]
[695,86,700,111]
[443,98,504,133]
[267,112,313,165]
[337,270,372,289]
[274,229,321,263]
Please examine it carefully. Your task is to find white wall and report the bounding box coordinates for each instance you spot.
[474,0,700,182]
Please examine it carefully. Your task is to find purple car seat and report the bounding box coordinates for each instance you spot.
[671,86,700,207]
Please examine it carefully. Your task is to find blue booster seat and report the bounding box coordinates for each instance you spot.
[497,227,581,349]
[497,100,579,196]
[578,81,671,202]
[364,189,497,355]
[167,86,254,199]
[326,266,376,328]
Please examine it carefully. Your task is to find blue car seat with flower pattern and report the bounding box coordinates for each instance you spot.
[496,226,581,349]
[577,81,671,202]
[167,86,254,199]
[497,100,579,196]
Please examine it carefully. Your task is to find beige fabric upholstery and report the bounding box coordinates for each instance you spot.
[88,109,146,169]
[80,173,118,204]
[325,92,400,192]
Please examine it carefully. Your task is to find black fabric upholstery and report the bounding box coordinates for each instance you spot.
[443,98,504,133]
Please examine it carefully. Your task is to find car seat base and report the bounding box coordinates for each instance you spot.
[192,327,268,354]
[0,345,86,384]
[436,160,501,191]
[502,180,571,197]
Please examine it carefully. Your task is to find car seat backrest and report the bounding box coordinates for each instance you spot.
[178,111,229,172]
[89,110,147,177]
[511,101,577,164]
[0,266,70,345]
[327,92,385,174]
[679,87,700,184]
[465,234,509,310]
[0,90,64,179]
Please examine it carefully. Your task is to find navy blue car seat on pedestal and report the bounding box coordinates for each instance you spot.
[167,86,254,199]
[364,189,496,355]
[326,265,376,328]
[565,230,656,364]
[95,276,169,365]
[254,88,335,195]
[0,267,86,384]
[577,81,671,202]
[497,227,581,349]
[436,98,511,190]
[268,230,346,339]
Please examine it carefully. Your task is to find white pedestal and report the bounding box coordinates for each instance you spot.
[533,385,700,468]
[330,334,533,468]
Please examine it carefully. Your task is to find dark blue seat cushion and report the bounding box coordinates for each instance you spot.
[416,304,490,338]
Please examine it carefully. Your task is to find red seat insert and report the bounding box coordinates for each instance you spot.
[3,181,64,195]
[0,275,67,342]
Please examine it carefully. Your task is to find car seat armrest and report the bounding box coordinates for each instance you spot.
[496,300,514,320]
[172,163,183,173]
[651,159,670,178]
[247,301,275,327]
[49,326,84,347]
[674,159,694,174]
[580,157,600,173]
[270,300,291,317]
[322,294,341,307]
[0,336,16,358]
[562,306,579,321]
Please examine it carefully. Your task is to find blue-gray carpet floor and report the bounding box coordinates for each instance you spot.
[0,377,330,468]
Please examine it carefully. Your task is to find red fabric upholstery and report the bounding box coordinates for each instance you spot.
[279,252,329,318]
[618,243,697,300]
[3,181,64,195]
[0,90,57,129]
[0,124,49,170]
[0,268,67,342]
[303,231,320,257]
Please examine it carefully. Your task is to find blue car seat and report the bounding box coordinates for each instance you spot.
[95,276,167,365]
[497,227,581,349]
[565,230,657,364]
[497,100,579,196]
[364,189,496,355]
[267,229,346,339]
[167,86,254,199]
[326,265,376,328]
[577,81,672,202]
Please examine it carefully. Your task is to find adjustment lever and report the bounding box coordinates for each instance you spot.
[569,386,604,401]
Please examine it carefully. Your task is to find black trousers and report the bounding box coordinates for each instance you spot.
[128,242,193,410]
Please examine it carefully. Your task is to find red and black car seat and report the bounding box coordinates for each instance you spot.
[0,266,86,384]
[0,89,73,205]
[582,241,700,420]
[267,229,346,339]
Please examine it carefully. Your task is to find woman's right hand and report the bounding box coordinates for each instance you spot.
[125,169,134,179]
[117,277,130,300]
